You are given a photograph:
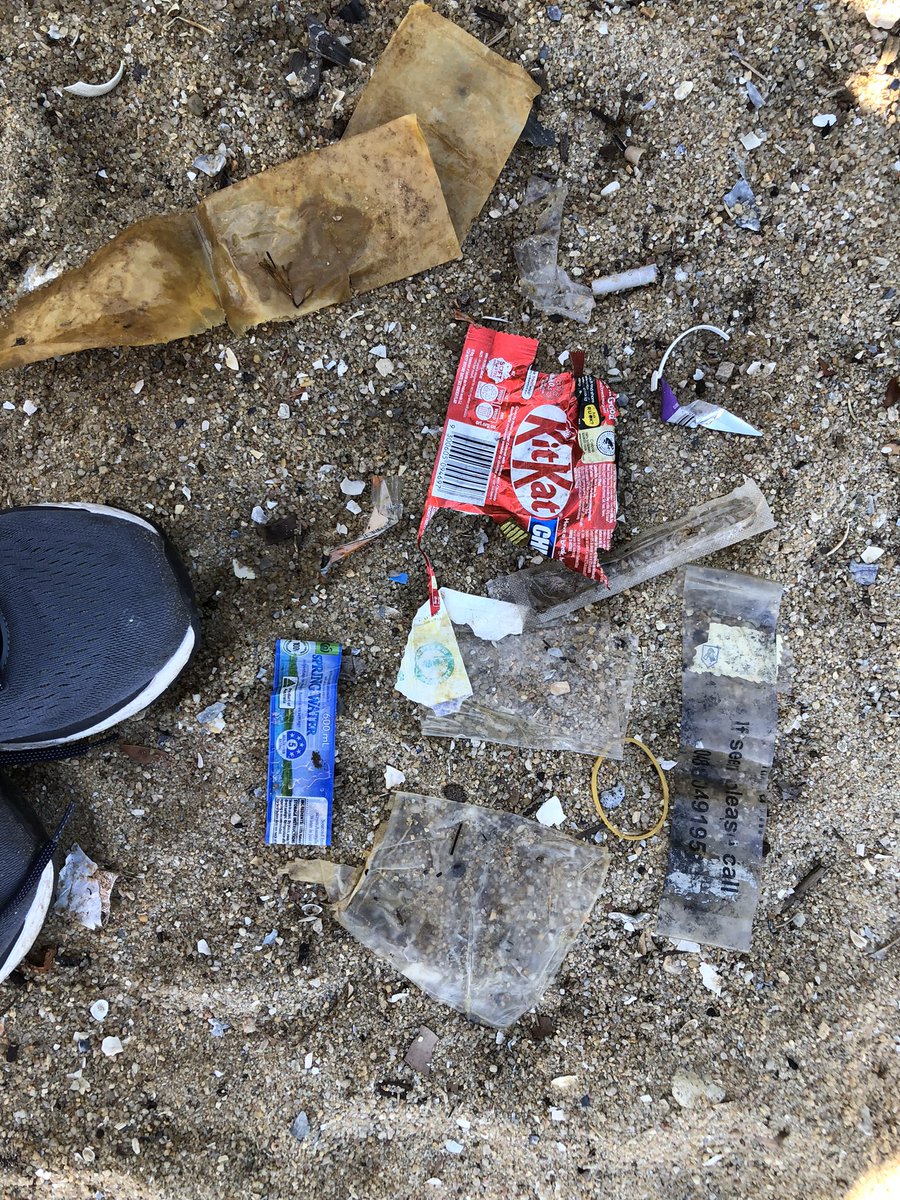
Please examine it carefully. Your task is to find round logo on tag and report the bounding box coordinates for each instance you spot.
[276,729,307,760]
[282,640,312,655]
[414,642,455,684]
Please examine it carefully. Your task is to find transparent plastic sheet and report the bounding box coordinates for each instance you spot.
[486,477,774,630]
[513,179,596,323]
[421,623,637,758]
[289,792,609,1028]
[655,566,784,952]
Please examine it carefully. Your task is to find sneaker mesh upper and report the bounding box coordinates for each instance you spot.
[0,506,196,744]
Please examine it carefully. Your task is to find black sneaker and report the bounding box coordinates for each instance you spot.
[0,503,200,751]
[0,775,71,982]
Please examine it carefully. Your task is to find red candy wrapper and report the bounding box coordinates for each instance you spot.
[420,324,617,593]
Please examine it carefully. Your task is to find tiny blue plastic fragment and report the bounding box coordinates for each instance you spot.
[849,563,878,586]
[389,572,409,584]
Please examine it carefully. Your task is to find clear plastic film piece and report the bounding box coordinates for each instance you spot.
[486,477,774,629]
[655,566,784,952]
[421,623,637,758]
[292,791,609,1028]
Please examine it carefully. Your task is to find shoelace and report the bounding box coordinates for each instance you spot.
[0,800,75,925]
[0,733,117,767]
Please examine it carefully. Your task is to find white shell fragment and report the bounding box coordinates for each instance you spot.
[812,113,837,128]
[62,60,125,98]
[865,1,900,28]
[739,131,765,151]
[90,999,109,1022]
[674,81,694,100]
[101,1035,124,1057]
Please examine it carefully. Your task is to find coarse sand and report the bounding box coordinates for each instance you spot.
[0,2,897,1197]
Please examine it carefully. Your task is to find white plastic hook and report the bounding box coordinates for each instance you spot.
[650,324,730,391]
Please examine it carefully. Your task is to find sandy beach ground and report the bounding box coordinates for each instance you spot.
[0,1,897,1196]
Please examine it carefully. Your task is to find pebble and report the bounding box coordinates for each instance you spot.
[671,1070,725,1109]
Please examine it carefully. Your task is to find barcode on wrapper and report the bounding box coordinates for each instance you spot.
[432,420,500,506]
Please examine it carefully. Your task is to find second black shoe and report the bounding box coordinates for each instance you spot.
[0,774,71,982]
[0,503,200,751]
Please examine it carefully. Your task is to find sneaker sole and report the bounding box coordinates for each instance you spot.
[0,860,54,984]
[0,502,198,751]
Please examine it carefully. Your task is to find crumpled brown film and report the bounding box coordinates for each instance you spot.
[0,115,459,371]
[344,2,539,242]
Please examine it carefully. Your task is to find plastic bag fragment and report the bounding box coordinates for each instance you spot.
[0,115,459,370]
[54,845,118,931]
[321,476,402,572]
[395,592,473,714]
[344,2,539,241]
[514,179,595,323]
[660,378,762,437]
[302,791,610,1028]
[486,477,774,629]
[656,567,784,952]
[422,623,637,758]
[724,176,761,232]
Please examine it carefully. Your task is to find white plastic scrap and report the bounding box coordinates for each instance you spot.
[592,264,658,297]
[385,765,406,790]
[20,263,61,294]
[54,846,117,931]
[101,1036,124,1058]
[192,145,228,176]
[232,559,256,580]
[812,113,837,128]
[62,60,125,98]
[340,478,366,496]
[535,796,566,827]
[699,961,724,995]
[90,999,109,1022]
[197,701,226,732]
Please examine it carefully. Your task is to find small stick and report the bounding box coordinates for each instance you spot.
[729,51,768,83]
[166,14,215,35]
[779,862,828,915]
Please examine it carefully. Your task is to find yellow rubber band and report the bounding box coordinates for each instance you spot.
[590,737,670,842]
